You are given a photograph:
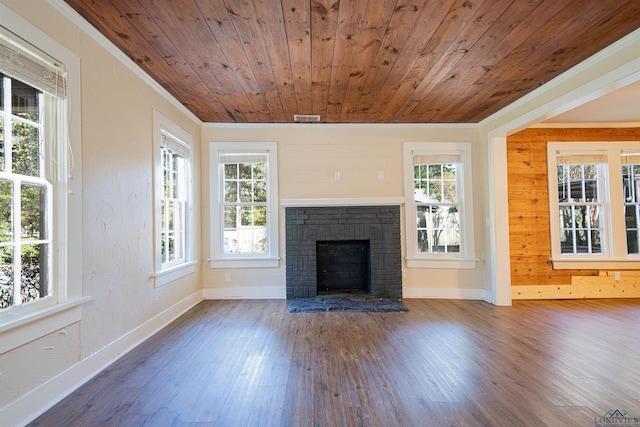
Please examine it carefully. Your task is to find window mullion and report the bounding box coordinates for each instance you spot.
[12,176,21,306]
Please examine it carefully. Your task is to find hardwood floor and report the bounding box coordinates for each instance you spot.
[30,299,640,426]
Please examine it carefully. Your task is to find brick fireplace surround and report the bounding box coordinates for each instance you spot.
[285,205,402,299]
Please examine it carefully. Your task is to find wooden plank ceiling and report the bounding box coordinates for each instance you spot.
[64,0,640,123]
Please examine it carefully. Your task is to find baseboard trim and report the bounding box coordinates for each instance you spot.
[3,291,203,427]
[403,287,489,301]
[203,286,286,299]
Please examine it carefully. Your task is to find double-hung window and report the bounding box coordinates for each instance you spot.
[0,11,83,354]
[403,142,476,269]
[153,111,194,286]
[0,27,67,312]
[547,142,640,269]
[209,142,279,268]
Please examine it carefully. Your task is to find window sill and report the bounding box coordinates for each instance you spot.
[153,260,198,287]
[406,257,478,269]
[550,258,640,270]
[0,296,91,354]
[208,257,280,269]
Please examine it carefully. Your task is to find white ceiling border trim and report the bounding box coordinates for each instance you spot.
[530,121,640,128]
[203,122,480,129]
[48,0,202,125]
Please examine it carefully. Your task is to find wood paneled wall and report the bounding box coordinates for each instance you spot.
[507,127,640,299]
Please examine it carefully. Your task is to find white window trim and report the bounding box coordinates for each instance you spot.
[0,4,85,351]
[547,141,640,269]
[209,142,279,268]
[152,110,195,286]
[403,142,477,269]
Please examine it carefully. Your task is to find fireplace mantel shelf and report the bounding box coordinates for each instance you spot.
[280,197,405,207]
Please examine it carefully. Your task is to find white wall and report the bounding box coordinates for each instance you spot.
[0,1,202,425]
[201,124,489,300]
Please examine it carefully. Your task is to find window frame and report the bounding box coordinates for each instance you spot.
[209,142,279,268]
[152,110,195,287]
[547,141,640,269]
[403,142,476,269]
[0,7,84,355]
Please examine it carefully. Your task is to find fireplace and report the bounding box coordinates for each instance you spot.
[316,240,371,294]
[285,205,402,299]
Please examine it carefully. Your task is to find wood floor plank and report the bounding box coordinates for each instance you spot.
[29,299,640,427]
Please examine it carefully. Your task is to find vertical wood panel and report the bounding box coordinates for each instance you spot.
[507,127,640,298]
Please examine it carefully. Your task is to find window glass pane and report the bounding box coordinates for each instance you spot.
[254,206,266,227]
[12,79,40,123]
[171,170,178,199]
[443,164,456,179]
[0,73,4,111]
[224,163,237,179]
[21,243,47,303]
[240,163,252,180]
[0,245,14,308]
[443,181,457,203]
[12,121,40,176]
[622,162,640,254]
[627,229,639,255]
[224,181,237,203]
[161,232,166,262]
[167,233,175,262]
[224,206,236,229]
[163,157,170,198]
[240,206,253,226]
[0,180,13,242]
[0,118,4,171]
[590,230,602,254]
[239,180,252,202]
[254,181,267,203]
[446,229,460,253]
[428,164,441,179]
[175,201,184,232]
[167,201,175,230]
[253,162,266,180]
[252,226,267,254]
[21,183,46,240]
[426,181,440,201]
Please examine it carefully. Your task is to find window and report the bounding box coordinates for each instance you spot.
[209,142,279,268]
[547,142,640,269]
[0,26,68,313]
[0,10,83,355]
[622,152,640,255]
[153,111,195,286]
[403,142,476,269]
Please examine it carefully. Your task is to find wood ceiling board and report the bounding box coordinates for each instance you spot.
[282,0,313,117]
[63,0,640,123]
[349,0,436,122]
[336,0,398,122]
[194,0,274,121]
[324,0,364,120]
[428,0,636,122]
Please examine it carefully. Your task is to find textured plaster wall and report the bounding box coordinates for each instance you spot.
[0,0,201,416]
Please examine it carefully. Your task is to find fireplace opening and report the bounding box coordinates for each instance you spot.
[316,240,371,294]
